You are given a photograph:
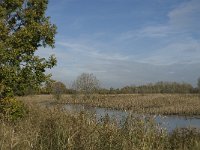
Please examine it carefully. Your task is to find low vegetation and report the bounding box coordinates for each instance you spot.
[44,94,200,116]
[0,97,27,121]
[1,103,200,150]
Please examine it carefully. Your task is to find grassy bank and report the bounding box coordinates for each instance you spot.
[1,103,200,150]
[20,94,200,116]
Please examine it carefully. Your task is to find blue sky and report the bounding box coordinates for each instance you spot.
[37,0,200,88]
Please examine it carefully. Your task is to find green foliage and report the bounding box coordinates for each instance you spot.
[0,97,27,121]
[0,86,14,98]
[0,0,57,97]
[42,79,56,94]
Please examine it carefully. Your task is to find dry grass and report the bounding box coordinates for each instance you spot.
[0,104,166,150]
[17,94,54,104]
[21,94,200,116]
[65,94,200,116]
[19,94,200,116]
[1,102,200,150]
[1,95,200,150]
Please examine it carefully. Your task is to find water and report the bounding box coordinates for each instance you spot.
[64,103,200,132]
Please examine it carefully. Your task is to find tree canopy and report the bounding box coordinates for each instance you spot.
[0,0,57,98]
[72,73,100,95]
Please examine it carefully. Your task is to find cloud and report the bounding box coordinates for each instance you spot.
[119,26,171,41]
[116,0,200,65]
[120,0,200,40]
[138,38,200,65]
[36,37,200,88]
[168,0,200,31]
[38,0,200,87]
[57,41,129,61]
[36,40,131,87]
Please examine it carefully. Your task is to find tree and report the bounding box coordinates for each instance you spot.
[51,81,67,101]
[72,73,100,95]
[198,78,200,93]
[0,0,57,98]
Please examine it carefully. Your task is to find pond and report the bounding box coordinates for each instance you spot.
[64,103,200,132]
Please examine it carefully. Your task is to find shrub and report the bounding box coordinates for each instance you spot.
[52,81,67,101]
[0,86,14,99]
[0,97,27,121]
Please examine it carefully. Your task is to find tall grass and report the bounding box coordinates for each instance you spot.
[61,94,200,116]
[1,103,200,150]
[19,94,200,117]
[20,94,200,116]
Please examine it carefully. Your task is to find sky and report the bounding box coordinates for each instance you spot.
[37,0,200,88]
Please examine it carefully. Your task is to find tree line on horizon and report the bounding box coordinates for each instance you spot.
[39,75,200,95]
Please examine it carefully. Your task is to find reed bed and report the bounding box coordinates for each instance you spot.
[19,94,200,116]
[1,103,200,150]
[62,94,200,116]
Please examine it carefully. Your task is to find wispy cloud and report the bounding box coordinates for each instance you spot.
[168,0,200,31]
[57,41,129,61]
[120,0,200,40]
[138,39,200,65]
[39,0,200,87]
[116,0,200,65]
[119,26,170,40]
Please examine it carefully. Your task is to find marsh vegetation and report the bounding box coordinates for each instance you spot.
[1,102,200,150]
[55,94,200,116]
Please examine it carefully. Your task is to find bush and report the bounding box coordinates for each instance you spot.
[0,97,27,121]
[51,81,67,101]
[0,86,14,99]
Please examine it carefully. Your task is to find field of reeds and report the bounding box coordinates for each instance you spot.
[65,94,200,116]
[20,94,200,116]
[1,102,200,150]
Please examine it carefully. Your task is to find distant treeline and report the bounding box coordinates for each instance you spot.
[39,81,199,95]
[103,82,199,94]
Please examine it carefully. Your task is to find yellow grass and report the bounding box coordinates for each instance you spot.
[1,103,200,150]
[19,94,200,116]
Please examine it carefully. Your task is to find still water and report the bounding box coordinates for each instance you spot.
[64,103,200,132]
